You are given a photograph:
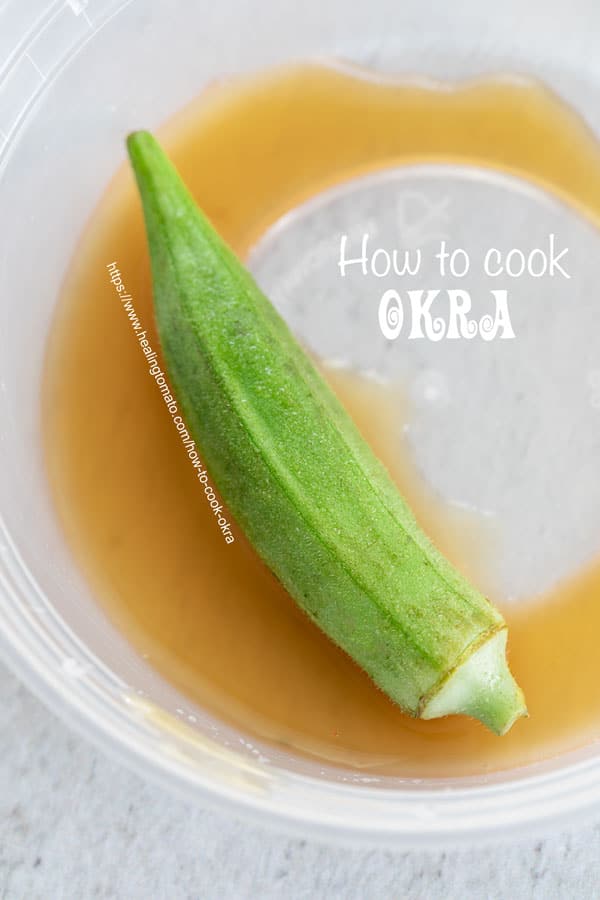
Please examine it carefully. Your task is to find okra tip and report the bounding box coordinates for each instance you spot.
[126,130,159,172]
[126,129,153,151]
[421,630,527,735]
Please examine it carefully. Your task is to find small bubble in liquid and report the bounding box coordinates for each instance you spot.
[411,369,450,410]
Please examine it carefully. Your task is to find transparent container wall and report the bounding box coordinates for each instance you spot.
[3,0,600,843]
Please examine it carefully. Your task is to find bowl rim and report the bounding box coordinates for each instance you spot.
[3,507,600,849]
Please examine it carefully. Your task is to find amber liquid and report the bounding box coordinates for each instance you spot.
[44,63,600,777]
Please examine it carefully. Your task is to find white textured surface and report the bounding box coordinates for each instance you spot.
[1,661,599,899]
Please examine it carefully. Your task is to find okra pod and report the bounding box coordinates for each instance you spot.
[127,131,526,735]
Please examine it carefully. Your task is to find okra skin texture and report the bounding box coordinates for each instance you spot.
[127,131,526,734]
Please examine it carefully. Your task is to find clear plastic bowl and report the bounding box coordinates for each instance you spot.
[3,0,600,846]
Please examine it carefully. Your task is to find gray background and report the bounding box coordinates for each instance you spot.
[2,660,599,900]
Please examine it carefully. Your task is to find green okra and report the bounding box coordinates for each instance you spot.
[127,130,527,735]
